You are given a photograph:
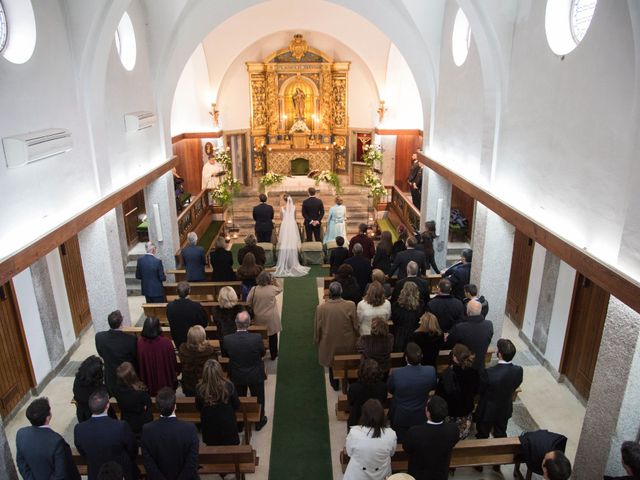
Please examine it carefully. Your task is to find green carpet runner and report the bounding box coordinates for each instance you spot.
[268,266,333,479]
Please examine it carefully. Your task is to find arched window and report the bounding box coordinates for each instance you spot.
[0,2,7,53]
[546,0,598,55]
[452,8,471,67]
[1,0,36,64]
[115,11,136,71]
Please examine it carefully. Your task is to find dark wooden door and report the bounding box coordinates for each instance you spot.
[0,282,34,417]
[505,230,535,329]
[59,236,92,336]
[394,135,422,190]
[122,190,145,248]
[561,274,610,399]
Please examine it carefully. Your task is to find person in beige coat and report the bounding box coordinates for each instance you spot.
[315,281,359,390]
[247,271,283,360]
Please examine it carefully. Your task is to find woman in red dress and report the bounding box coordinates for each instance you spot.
[137,316,178,396]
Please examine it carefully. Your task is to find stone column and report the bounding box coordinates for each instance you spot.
[423,167,451,271]
[143,172,179,274]
[573,297,640,478]
[0,416,18,480]
[470,205,515,340]
[78,209,130,330]
[28,257,65,365]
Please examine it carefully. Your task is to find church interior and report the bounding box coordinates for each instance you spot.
[1,0,639,478]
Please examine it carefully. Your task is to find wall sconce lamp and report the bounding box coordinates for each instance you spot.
[377,100,387,124]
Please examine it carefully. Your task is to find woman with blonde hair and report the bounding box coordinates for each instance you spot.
[114,361,153,435]
[178,325,217,396]
[247,270,283,360]
[435,343,479,438]
[357,281,391,335]
[213,286,245,340]
[324,195,347,244]
[196,359,240,446]
[366,269,391,299]
[391,282,424,352]
[409,312,443,367]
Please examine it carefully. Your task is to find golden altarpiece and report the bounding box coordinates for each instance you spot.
[247,34,350,175]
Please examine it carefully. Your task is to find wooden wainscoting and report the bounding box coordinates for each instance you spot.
[0,282,35,417]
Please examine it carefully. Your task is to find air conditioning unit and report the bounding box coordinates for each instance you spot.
[2,128,73,168]
[124,111,156,132]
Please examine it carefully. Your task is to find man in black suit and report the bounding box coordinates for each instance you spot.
[445,300,493,371]
[390,236,428,279]
[74,388,138,480]
[16,397,80,480]
[542,450,572,480]
[463,283,489,318]
[344,243,373,297]
[475,338,523,440]
[166,281,208,349]
[223,311,268,430]
[95,310,137,395]
[329,235,349,275]
[403,395,459,480]
[427,279,464,332]
[141,387,199,479]
[387,342,437,442]
[605,441,640,480]
[443,248,472,300]
[253,193,274,243]
[390,261,430,304]
[301,187,324,241]
[181,232,206,282]
[135,242,166,303]
[407,153,423,209]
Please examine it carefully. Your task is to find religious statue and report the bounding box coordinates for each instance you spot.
[292,87,306,120]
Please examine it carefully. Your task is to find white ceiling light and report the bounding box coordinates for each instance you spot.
[452,8,471,67]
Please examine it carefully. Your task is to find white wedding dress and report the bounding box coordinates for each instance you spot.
[275,197,310,277]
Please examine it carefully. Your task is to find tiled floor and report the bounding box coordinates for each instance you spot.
[5,277,585,480]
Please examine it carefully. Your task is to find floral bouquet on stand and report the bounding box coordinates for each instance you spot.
[314,169,342,194]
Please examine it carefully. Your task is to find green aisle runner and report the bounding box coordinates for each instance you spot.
[268,266,332,479]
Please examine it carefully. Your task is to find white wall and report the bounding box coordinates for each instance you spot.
[44,250,76,351]
[546,261,576,371]
[170,44,213,135]
[381,44,423,129]
[12,270,51,383]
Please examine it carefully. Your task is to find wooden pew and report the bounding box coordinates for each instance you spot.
[340,437,526,478]
[73,444,258,480]
[162,281,243,301]
[108,396,261,445]
[332,348,496,392]
[122,325,269,351]
[141,301,248,325]
[168,267,276,283]
[322,273,442,296]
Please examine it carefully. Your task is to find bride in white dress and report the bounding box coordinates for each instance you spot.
[275,194,310,277]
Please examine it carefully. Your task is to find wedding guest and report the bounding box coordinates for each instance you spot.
[335,263,362,304]
[372,231,393,275]
[348,223,375,260]
[329,236,349,275]
[178,325,217,396]
[236,252,263,301]
[409,312,444,367]
[391,282,424,353]
[357,317,394,376]
[247,271,283,360]
[137,317,178,396]
[210,237,236,282]
[324,196,347,245]
[73,355,110,423]
[347,359,388,430]
[113,362,153,436]
[391,225,408,262]
[365,269,392,299]
[237,234,266,266]
[213,286,245,342]
[357,281,391,335]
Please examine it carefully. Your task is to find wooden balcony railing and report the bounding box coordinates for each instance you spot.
[389,186,421,235]
[177,190,209,245]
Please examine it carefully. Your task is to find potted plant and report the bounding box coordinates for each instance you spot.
[209,148,240,212]
[314,169,342,195]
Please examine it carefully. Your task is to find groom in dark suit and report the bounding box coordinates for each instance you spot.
[253,194,274,243]
[301,187,324,241]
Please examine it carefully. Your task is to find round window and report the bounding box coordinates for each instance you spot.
[1,0,36,64]
[545,0,598,55]
[115,11,136,71]
[0,1,7,53]
[452,8,471,67]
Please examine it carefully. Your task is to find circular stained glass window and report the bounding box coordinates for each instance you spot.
[545,0,598,56]
[570,0,598,44]
[0,1,7,53]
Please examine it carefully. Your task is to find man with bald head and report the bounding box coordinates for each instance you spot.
[445,299,493,371]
